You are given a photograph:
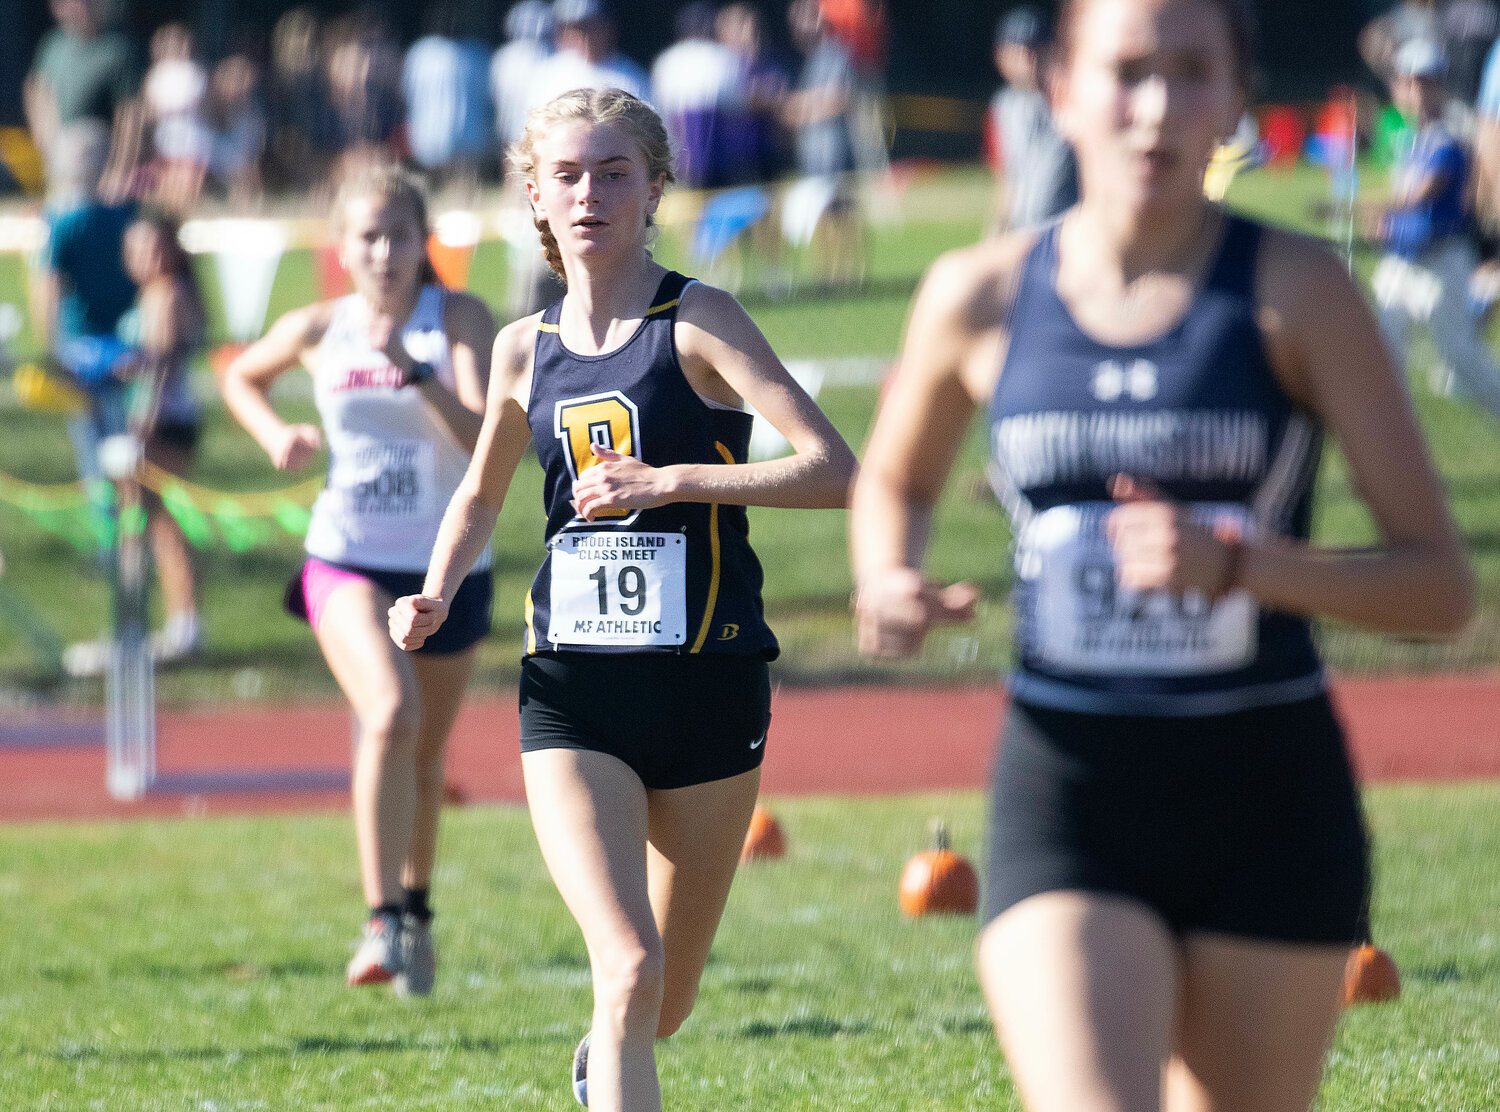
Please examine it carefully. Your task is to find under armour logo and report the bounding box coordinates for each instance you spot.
[1091,359,1158,402]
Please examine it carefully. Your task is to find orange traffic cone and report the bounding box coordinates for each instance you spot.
[428,211,482,290]
[314,241,351,300]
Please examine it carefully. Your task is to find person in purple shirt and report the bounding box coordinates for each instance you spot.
[651,2,742,189]
[1371,38,1500,420]
[716,3,790,184]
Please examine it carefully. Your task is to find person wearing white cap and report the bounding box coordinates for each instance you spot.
[1370,37,1500,421]
[1359,0,1442,85]
[529,0,649,107]
[505,0,649,319]
[492,1,555,153]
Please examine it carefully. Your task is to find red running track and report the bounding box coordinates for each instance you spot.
[2,675,1498,824]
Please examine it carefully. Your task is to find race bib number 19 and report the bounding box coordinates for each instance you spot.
[548,532,687,647]
[1017,502,1257,676]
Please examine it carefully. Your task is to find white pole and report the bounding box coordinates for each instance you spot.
[101,434,157,801]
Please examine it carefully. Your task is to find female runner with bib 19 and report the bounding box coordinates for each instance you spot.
[222,162,497,996]
[389,88,854,1111]
[851,2,1472,1111]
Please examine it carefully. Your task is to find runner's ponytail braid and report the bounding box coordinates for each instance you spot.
[535,217,565,280]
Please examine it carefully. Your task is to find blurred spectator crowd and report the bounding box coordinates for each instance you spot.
[19,0,895,213]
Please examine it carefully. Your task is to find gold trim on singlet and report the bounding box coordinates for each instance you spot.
[524,589,536,653]
[689,441,737,653]
[537,298,675,337]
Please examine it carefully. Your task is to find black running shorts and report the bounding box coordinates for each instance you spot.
[519,651,772,789]
[985,693,1369,944]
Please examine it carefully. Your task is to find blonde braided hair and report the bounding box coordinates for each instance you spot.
[510,87,676,282]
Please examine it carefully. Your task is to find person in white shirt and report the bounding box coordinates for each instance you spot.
[529,0,649,106]
[142,22,211,210]
[985,6,1078,235]
[651,2,744,188]
[506,0,649,319]
[221,163,497,998]
[402,2,493,189]
[491,0,555,153]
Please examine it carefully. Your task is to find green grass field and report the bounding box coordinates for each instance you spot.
[5,164,1500,704]
[3,164,1500,703]
[2,784,1497,1110]
[2,167,1498,1111]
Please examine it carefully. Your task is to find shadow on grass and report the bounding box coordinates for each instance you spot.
[38,958,334,985]
[735,1014,991,1039]
[538,948,589,970]
[1405,960,1463,984]
[1457,528,1500,556]
[735,273,922,311]
[1440,473,1500,500]
[46,1031,540,1064]
[739,1015,873,1039]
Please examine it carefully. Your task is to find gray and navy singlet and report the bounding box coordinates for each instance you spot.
[523,271,779,659]
[989,215,1325,716]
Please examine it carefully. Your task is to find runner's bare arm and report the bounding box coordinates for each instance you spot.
[850,241,1026,657]
[409,318,536,614]
[571,283,856,519]
[32,270,60,354]
[125,282,179,438]
[392,292,495,452]
[1220,231,1471,637]
[220,303,331,471]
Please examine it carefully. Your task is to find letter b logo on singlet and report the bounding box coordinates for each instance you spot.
[554,391,642,521]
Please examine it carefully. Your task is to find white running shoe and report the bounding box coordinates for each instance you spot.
[346,912,402,986]
[150,612,200,664]
[393,916,436,998]
[62,637,113,678]
[571,1032,590,1106]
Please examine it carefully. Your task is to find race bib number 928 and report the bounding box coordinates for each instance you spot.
[1017,502,1257,676]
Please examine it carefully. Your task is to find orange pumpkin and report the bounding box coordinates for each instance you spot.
[741,804,787,862]
[899,822,979,916]
[1341,943,1400,1007]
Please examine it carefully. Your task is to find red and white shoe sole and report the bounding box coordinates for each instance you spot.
[347,965,396,986]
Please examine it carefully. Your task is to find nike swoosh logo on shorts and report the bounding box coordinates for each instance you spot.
[749,734,765,749]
